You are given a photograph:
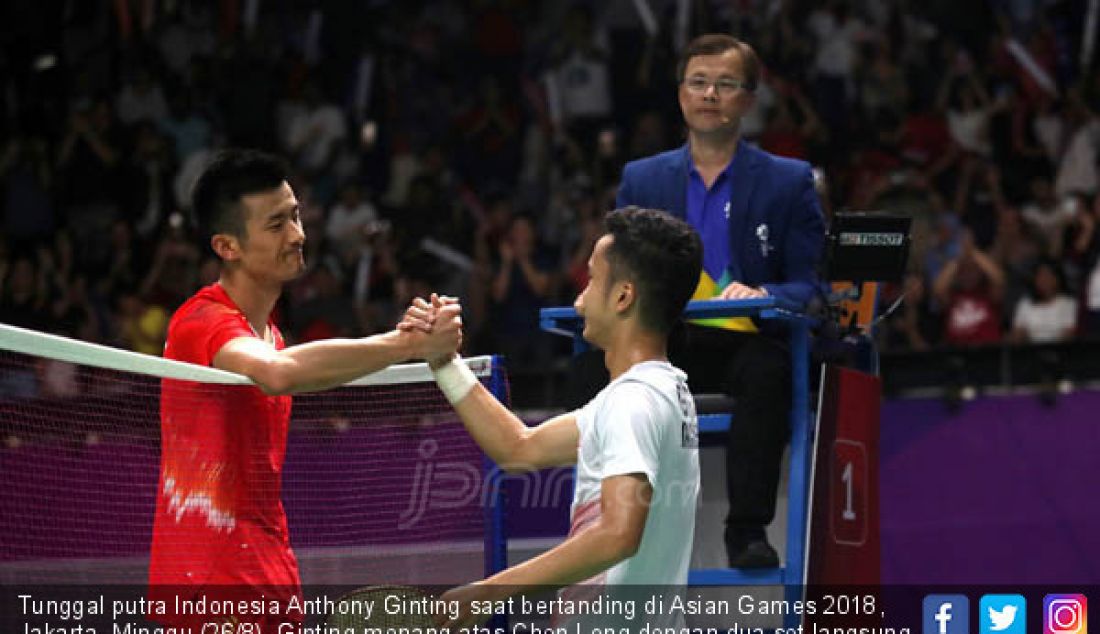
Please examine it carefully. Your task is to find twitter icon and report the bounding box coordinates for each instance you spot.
[981,595,1026,634]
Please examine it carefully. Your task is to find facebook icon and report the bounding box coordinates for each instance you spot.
[924,595,970,634]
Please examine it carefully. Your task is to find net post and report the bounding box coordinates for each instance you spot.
[784,320,812,628]
[483,355,510,632]
[484,355,509,578]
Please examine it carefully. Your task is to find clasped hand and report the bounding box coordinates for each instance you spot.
[397,293,464,365]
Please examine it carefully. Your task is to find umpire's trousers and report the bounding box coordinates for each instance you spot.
[670,323,791,542]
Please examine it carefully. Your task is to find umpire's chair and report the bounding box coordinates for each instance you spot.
[537,213,911,630]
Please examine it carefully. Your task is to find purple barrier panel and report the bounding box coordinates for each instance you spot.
[881,390,1100,584]
[498,417,573,539]
[282,420,485,547]
[0,440,158,560]
[501,467,572,539]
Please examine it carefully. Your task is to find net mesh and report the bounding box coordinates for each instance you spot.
[0,327,502,587]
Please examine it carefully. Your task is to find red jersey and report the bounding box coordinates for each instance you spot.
[149,284,300,623]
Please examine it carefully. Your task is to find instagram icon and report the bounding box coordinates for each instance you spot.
[1045,595,1088,634]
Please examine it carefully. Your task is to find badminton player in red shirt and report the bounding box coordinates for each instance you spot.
[148,149,462,629]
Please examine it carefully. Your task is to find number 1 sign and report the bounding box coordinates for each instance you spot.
[807,365,881,585]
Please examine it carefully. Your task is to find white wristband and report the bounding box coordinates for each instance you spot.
[432,357,478,405]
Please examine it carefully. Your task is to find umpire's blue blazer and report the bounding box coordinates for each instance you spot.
[615,140,825,308]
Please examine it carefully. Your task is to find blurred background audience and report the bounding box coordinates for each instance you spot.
[0,0,1098,403]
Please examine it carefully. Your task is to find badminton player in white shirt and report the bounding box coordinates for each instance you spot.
[411,207,703,630]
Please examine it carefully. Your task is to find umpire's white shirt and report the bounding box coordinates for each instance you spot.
[569,359,700,587]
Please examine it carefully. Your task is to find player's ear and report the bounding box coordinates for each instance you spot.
[211,233,241,262]
[615,280,636,314]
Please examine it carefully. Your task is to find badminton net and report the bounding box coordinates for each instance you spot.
[0,323,504,588]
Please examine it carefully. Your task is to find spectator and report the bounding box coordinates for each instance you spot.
[120,123,177,239]
[158,91,213,164]
[156,5,217,77]
[544,5,613,154]
[452,76,523,189]
[1069,194,1100,336]
[140,224,200,311]
[806,0,868,157]
[285,82,348,176]
[564,196,603,298]
[115,66,169,127]
[883,272,940,351]
[1030,92,1066,163]
[1054,94,1099,198]
[939,62,999,160]
[488,215,555,367]
[989,205,1044,318]
[57,99,122,230]
[116,288,169,355]
[1010,259,1077,343]
[1,133,55,243]
[758,77,825,160]
[858,41,908,122]
[325,181,380,261]
[96,220,143,301]
[1021,175,1077,256]
[0,254,49,331]
[934,230,1005,346]
[897,93,956,182]
[290,264,359,342]
[923,212,964,290]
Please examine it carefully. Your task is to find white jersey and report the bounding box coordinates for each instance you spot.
[561,360,699,629]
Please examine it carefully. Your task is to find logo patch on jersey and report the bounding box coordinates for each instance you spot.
[682,421,699,448]
[676,382,699,448]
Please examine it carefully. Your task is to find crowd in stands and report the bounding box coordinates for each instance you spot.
[1,0,1099,390]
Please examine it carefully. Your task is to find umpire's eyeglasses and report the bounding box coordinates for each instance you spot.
[682,76,750,97]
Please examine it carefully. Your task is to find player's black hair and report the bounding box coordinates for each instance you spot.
[603,207,703,334]
[191,149,289,245]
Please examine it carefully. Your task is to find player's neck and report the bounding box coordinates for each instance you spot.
[689,130,739,170]
[217,271,280,335]
[603,327,668,381]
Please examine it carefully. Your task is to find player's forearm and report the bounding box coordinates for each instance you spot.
[480,522,637,596]
[271,330,416,394]
[450,384,535,471]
